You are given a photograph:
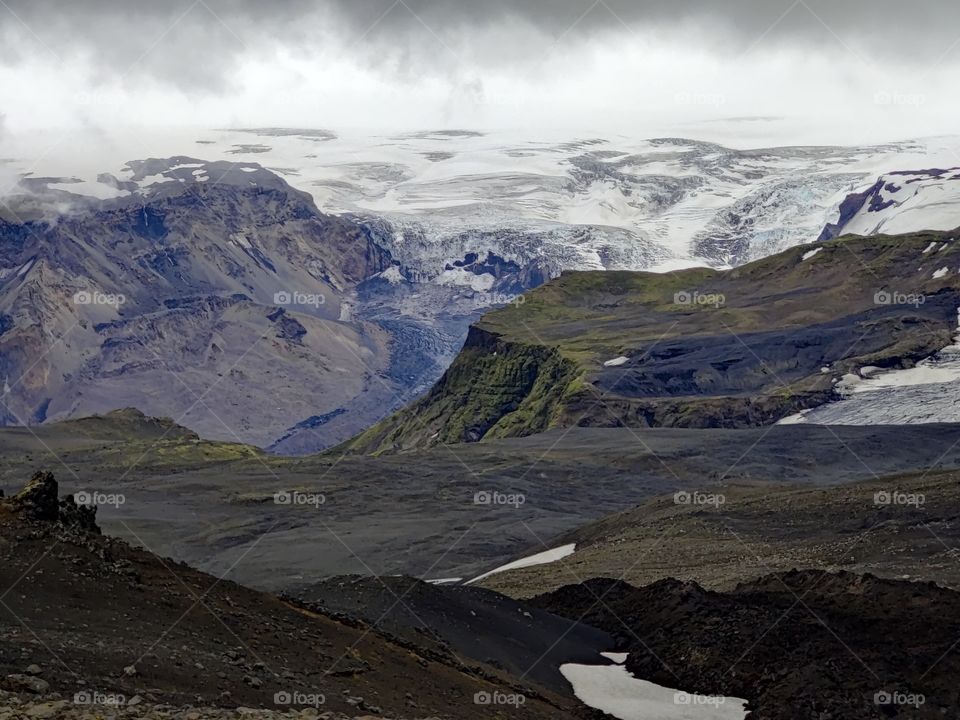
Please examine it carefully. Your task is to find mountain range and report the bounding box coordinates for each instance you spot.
[2,132,960,452]
[3,134,960,716]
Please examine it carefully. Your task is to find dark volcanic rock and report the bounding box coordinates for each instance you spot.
[10,470,100,532]
[533,570,960,719]
[11,471,61,522]
[296,575,613,695]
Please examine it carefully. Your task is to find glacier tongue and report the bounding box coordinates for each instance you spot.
[781,308,960,426]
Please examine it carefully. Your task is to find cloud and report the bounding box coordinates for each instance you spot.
[0,0,958,142]
[1,0,959,91]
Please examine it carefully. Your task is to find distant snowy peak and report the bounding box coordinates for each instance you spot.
[821,167,960,240]
[7,129,960,276]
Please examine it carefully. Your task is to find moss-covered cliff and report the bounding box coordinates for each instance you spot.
[344,229,960,453]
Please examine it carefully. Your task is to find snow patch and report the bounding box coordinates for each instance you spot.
[15,258,35,277]
[603,356,630,367]
[466,543,576,584]
[601,652,629,664]
[834,373,864,395]
[231,233,252,250]
[378,266,405,284]
[560,663,748,720]
[801,247,822,261]
[137,173,176,188]
[933,266,950,279]
[923,242,938,254]
[776,410,809,425]
[436,267,495,292]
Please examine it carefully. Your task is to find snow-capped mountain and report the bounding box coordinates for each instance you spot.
[821,167,960,240]
[6,129,960,285]
[3,129,960,449]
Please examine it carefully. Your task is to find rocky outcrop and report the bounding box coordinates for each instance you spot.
[8,471,100,532]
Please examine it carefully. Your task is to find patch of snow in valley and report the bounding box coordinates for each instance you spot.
[560,663,748,720]
[466,543,576,584]
[604,356,630,367]
[933,266,950,279]
[801,247,822,261]
[15,258,35,277]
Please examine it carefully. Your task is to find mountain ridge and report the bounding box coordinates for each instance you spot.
[344,228,960,453]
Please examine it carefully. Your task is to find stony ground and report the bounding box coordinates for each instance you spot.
[0,472,589,720]
[0,688,436,719]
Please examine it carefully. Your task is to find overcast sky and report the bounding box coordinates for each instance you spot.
[1,0,959,144]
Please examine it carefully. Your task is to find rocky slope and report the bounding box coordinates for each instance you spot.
[0,471,589,719]
[532,571,960,719]
[0,156,565,454]
[346,229,960,452]
[0,159,401,451]
[294,576,612,695]
[477,463,960,598]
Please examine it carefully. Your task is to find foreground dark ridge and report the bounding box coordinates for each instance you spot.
[532,571,960,720]
[0,471,590,719]
[345,229,960,453]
